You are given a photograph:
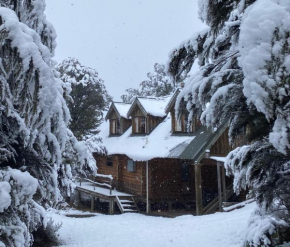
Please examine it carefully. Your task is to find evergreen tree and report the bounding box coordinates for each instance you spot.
[56,58,111,140]
[121,63,174,103]
[0,2,98,246]
[168,0,290,245]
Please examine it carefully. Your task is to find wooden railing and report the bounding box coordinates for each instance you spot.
[76,174,114,195]
[202,185,234,215]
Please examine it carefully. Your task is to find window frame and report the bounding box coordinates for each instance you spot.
[127,159,136,172]
[110,119,121,135]
[106,156,114,166]
[133,116,146,134]
[174,114,193,133]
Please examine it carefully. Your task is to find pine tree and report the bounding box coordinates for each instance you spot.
[0,2,97,246]
[121,63,174,102]
[56,58,111,140]
[168,0,290,245]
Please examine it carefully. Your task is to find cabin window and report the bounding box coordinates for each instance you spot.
[173,114,194,133]
[127,159,136,172]
[182,162,190,182]
[107,156,113,166]
[133,117,146,134]
[110,119,120,135]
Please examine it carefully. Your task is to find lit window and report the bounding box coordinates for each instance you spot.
[127,159,136,172]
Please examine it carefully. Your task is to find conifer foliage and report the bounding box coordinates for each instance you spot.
[121,63,174,103]
[0,1,95,246]
[168,0,290,245]
[56,58,111,140]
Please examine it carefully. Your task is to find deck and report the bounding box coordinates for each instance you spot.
[76,181,133,198]
[75,181,138,214]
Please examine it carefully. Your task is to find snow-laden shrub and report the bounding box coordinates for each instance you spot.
[32,218,62,246]
[0,168,45,247]
[245,205,288,247]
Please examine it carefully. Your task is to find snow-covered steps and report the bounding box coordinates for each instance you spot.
[116,196,139,213]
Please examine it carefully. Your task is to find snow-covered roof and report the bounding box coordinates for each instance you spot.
[99,114,195,161]
[127,96,171,118]
[114,103,131,119]
[105,102,131,120]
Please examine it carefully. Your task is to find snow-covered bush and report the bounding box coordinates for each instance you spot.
[245,204,288,247]
[168,0,290,245]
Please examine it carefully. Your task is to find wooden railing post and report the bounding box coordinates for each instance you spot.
[217,162,223,212]
[195,162,203,215]
[110,179,112,195]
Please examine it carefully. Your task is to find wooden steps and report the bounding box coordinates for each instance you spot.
[116,196,139,213]
[202,185,234,215]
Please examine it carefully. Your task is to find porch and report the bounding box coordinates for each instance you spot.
[75,177,139,215]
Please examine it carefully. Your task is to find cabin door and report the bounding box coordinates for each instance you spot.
[181,162,191,195]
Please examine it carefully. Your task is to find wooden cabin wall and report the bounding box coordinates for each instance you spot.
[94,154,118,179]
[94,154,144,196]
[121,118,131,133]
[210,129,231,156]
[200,159,218,201]
[131,106,145,117]
[115,155,144,196]
[147,115,163,133]
[149,158,195,201]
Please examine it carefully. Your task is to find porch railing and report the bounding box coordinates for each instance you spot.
[76,174,113,195]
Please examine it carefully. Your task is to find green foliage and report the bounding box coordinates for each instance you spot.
[56,58,111,140]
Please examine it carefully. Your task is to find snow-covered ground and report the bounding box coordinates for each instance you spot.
[49,202,256,247]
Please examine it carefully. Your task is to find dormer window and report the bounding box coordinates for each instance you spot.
[173,115,201,134]
[133,117,146,134]
[110,119,121,135]
[174,115,192,133]
[105,102,131,136]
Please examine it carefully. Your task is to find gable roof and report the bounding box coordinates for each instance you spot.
[127,96,171,118]
[105,102,131,121]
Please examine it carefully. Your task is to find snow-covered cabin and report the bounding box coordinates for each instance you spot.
[94,92,245,215]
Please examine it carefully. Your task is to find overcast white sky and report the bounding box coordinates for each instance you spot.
[45,0,207,100]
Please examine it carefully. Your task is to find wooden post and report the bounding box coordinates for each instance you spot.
[110,179,112,195]
[91,196,95,211]
[109,199,114,215]
[146,160,150,213]
[195,163,202,215]
[221,164,227,202]
[217,162,223,212]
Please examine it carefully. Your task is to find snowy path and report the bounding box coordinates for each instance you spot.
[49,203,255,247]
